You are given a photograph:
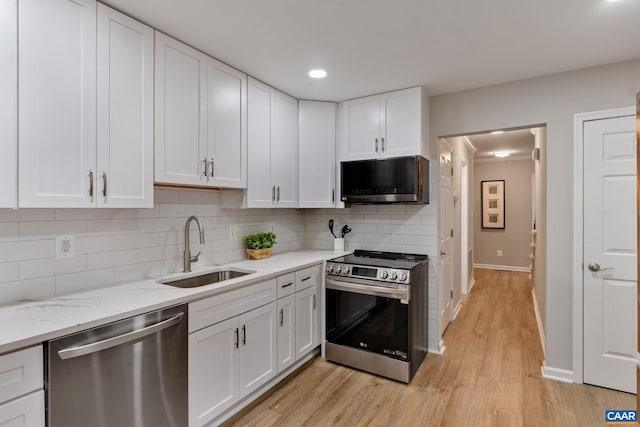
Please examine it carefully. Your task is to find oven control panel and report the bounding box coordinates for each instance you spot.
[326,263,410,284]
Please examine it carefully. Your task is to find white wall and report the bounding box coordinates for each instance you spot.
[429,58,640,372]
[0,188,305,304]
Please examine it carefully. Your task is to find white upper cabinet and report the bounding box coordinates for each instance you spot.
[0,0,17,208]
[246,78,298,208]
[272,91,298,208]
[339,86,427,161]
[298,101,336,208]
[97,4,154,208]
[155,33,247,190]
[18,0,153,208]
[18,0,97,208]
[207,58,247,189]
[154,32,208,187]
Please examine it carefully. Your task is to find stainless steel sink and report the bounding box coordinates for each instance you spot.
[160,269,254,288]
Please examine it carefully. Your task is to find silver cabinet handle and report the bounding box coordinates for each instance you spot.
[588,262,613,272]
[381,137,385,152]
[242,324,246,345]
[202,158,208,177]
[210,159,214,178]
[102,171,107,197]
[58,313,184,360]
[375,138,379,152]
[313,294,317,309]
[88,169,94,197]
[234,327,239,349]
[276,186,280,202]
[279,308,284,327]
[272,185,275,202]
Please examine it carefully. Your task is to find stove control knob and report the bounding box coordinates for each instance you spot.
[343,266,350,275]
[327,264,334,273]
[335,265,342,274]
[380,270,389,280]
[399,272,408,282]
[389,271,398,281]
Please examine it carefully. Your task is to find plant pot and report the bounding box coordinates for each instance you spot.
[246,247,272,260]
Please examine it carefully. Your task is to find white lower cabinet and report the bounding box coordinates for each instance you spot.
[295,285,319,358]
[189,300,276,426]
[277,295,296,372]
[0,391,44,427]
[189,264,321,426]
[0,345,44,427]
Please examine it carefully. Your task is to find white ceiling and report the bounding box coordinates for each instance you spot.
[102,0,640,101]
[467,129,535,160]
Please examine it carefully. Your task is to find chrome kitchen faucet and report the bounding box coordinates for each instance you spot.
[183,215,205,273]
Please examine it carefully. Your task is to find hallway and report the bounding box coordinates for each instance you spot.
[226,269,635,426]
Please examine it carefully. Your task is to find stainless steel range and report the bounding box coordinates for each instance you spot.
[325,250,429,383]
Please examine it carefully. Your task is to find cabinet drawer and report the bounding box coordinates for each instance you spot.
[0,346,42,404]
[0,390,44,427]
[295,264,321,292]
[189,279,277,333]
[276,273,295,298]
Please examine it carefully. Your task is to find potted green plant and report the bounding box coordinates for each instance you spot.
[243,231,277,260]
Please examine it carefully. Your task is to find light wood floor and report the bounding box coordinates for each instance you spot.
[225,268,635,427]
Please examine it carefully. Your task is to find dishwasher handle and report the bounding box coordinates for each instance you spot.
[57,312,184,360]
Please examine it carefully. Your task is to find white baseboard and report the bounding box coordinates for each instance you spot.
[473,263,531,273]
[467,277,476,292]
[541,363,574,383]
[429,339,446,355]
[531,287,545,356]
[452,301,462,320]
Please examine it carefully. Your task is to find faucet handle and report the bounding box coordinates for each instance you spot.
[190,252,201,263]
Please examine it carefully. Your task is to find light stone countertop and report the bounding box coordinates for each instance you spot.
[0,250,348,355]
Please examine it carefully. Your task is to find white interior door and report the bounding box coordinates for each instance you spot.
[439,140,454,333]
[461,160,469,294]
[583,114,638,394]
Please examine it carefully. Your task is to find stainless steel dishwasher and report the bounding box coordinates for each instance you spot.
[46,304,188,427]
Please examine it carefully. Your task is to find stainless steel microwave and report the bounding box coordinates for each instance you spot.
[340,155,429,204]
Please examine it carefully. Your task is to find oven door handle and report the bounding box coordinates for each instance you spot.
[326,278,409,300]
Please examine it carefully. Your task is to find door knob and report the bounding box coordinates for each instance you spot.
[587,262,613,272]
[440,251,447,256]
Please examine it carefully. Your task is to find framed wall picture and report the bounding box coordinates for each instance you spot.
[481,180,505,229]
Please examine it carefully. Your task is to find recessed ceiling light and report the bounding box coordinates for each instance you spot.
[308,69,327,79]
[494,151,511,158]
[490,130,504,135]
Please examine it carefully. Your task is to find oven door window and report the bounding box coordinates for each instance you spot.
[326,288,409,360]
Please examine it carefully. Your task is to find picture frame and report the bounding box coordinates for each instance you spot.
[481,180,505,229]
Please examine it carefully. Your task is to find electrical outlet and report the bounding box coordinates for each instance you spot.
[56,236,75,258]
[229,226,239,240]
[497,250,503,257]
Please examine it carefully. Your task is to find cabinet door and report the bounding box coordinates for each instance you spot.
[208,58,247,189]
[342,95,380,161]
[189,317,239,427]
[0,0,16,208]
[97,5,154,208]
[295,286,318,358]
[0,391,44,427]
[277,295,296,373]
[247,78,275,207]
[298,101,336,208]
[272,91,298,208]
[18,0,96,207]
[238,302,277,397]
[379,87,422,158]
[154,32,208,187]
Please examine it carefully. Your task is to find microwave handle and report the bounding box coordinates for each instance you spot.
[326,278,409,301]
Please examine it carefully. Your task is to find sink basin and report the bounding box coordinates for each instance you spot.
[160,269,254,288]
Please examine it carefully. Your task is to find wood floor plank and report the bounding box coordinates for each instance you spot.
[225,268,635,427]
